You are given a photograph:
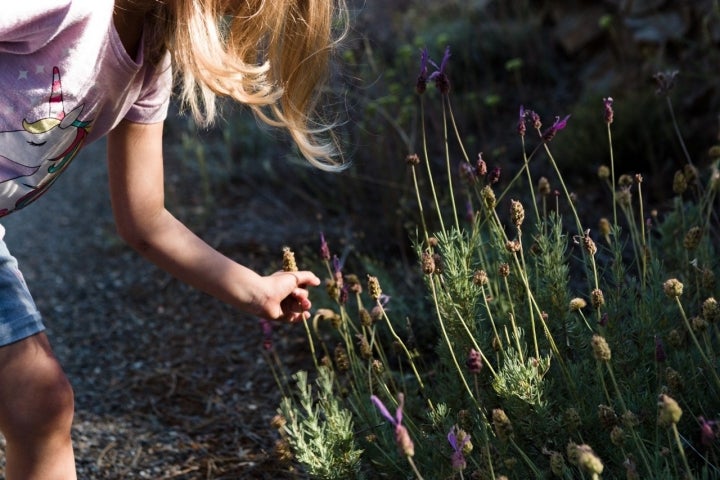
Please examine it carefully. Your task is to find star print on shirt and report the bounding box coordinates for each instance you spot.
[35,65,46,74]
[18,70,28,80]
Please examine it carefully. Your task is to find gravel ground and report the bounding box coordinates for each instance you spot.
[0,136,318,479]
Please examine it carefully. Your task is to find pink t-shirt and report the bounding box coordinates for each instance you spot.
[0,1,172,216]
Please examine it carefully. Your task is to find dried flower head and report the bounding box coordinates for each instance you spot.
[610,425,625,447]
[405,153,420,166]
[274,438,294,463]
[667,328,683,348]
[270,414,287,430]
[581,232,597,256]
[618,174,634,188]
[498,262,511,278]
[334,344,350,372]
[481,185,496,209]
[538,176,551,195]
[591,288,605,309]
[597,165,610,180]
[673,170,688,195]
[621,410,639,428]
[565,408,582,431]
[702,297,719,323]
[345,274,362,294]
[683,226,702,250]
[505,240,522,253]
[683,164,698,184]
[616,188,632,208]
[598,217,611,238]
[359,308,372,327]
[356,333,372,359]
[472,269,489,287]
[492,408,514,442]
[702,268,716,290]
[662,278,683,298]
[653,69,679,95]
[598,404,618,429]
[577,444,604,476]
[692,315,708,332]
[549,450,565,477]
[657,393,682,427]
[665,366,684,393]
[367,275,382,301]
[591,334,612,362]
[569,297,587,312]
[421,250,436,275]
[510,199,525,227]
[282,246,298,272]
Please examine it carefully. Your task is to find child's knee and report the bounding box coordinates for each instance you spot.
[0,354,75,441]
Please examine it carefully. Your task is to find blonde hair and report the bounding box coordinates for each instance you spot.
[149,0,347,170]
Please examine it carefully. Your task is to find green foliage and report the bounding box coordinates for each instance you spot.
[278,369,363,480]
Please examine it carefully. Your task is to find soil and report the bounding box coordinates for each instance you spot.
[0,137,312,479]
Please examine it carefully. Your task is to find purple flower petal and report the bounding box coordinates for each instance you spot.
[371,395,397,425]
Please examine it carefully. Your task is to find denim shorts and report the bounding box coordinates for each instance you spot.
[0,224,45,346]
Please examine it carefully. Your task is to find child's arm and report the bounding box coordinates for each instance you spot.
[106,119,320,323]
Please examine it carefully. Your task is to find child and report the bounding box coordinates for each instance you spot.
[0,1,346,478]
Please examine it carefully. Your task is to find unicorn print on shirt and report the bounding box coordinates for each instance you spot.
[0,67,91,216]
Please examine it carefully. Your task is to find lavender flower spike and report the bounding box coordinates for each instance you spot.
[429,46,451,94]
[542,114,571,142]
[448,425,470,471]
[371,393,414,457]
[416,47,430,94]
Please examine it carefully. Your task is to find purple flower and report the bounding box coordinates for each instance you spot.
[416,48,429,94]
[517,105,527,137]
[488,166,501,185]
[371,393,415,456]
[448,425,470,471]
[466,348,483,373]
[528,109,542,130]
[542,114,571,142]
[429,46,451,94]
[699,416,717,447]
[319,232,331,261]
[603,97,614,125]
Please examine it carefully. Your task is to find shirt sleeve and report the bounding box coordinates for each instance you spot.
[0,3,73,53]
[123,52,173,124]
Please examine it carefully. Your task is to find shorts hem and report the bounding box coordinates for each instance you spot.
[0,312,45,347]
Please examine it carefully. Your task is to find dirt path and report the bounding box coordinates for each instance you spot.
[0,138,306,479]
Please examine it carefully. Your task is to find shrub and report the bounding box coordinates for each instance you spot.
[268,44,720,479]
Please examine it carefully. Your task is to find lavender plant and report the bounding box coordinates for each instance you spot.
[270,45,720,479]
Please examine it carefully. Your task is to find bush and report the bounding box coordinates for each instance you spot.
[268,44,720,479]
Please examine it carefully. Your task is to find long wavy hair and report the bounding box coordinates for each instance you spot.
[148,0,347,170]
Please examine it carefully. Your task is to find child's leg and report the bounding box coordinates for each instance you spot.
[0,332,76,480]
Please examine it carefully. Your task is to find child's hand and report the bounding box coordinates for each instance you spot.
[261,271,321,323]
